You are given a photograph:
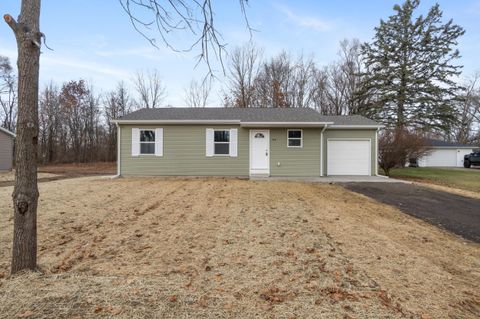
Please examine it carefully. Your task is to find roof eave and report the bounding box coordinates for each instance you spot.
[240,122,334,127]
[429,145,474,149]
[0,127,16,138]
[327,125,385,129]
[111,119,242,125]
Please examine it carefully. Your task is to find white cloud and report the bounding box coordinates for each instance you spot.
[94,47,173,61]
[41,55,130,79]
[276,4,332,32]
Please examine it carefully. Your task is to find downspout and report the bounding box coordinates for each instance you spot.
[116,122,121,177]
[320,124,328,177]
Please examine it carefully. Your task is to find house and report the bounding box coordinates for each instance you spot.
[416,139,475,168]
[112,108,383,177]
[0,127,15,171]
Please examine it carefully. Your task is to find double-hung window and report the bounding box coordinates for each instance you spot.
[287,129,302,148]
[214,130,230,155]
[140,129,155,154]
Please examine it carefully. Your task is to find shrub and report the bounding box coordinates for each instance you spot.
[378,129,430,176]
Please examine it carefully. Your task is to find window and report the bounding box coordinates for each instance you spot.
[254,132,265,138]
[140,129,155,154]
[287,130,302,148]
[214,130,230,155]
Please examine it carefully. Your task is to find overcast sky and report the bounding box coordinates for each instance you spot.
[1,0,479,106]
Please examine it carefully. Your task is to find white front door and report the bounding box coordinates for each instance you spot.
[250,130,270,175]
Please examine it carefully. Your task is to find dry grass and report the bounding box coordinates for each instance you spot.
[38,162,116,175]
[411,181,480,200]
[0,177,478,318]
[0,171,59,182]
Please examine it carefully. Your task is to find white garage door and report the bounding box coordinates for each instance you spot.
[327,140,371,176]
[424,149,456,167]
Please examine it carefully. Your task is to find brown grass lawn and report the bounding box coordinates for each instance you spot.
[0,177,479,318]
[37,162,116,175]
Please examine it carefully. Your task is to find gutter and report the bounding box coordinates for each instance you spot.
[110,119,336,127]
[241,121,334,127]
[0,126,16,138]
[328,125,385,129]
[111,119,242,125]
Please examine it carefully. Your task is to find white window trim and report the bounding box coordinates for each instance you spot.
[139,129,156,155]
[213,129,230,156]
[287,129,303,148]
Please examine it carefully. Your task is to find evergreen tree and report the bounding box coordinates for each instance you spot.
[358,0,465,132]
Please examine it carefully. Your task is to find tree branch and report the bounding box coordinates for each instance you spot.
[3,14,18,33]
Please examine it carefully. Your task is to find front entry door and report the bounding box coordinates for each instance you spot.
[250,130,270,175]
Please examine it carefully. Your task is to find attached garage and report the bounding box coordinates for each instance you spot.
[327,139,371,176]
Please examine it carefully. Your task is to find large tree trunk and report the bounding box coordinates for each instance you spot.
[4,0,41,273]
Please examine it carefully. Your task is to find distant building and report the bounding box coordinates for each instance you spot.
[0,127,15,171]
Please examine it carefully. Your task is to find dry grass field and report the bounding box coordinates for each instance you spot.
[0,176,478,318]
[0,171,59,182]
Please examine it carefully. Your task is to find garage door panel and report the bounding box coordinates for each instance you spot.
[327,140,370,176]
[425,149,456,167]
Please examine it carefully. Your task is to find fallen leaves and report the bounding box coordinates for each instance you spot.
[320,287,359,303]
[17,310,34,318]
[259,286,296,304]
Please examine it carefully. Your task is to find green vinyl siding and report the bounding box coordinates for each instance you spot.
[120,125,249,176]
[119,124,377,177]
[323,129,377,176]
[269,128,321,177]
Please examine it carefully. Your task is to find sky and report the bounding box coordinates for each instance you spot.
[1,0,479,107]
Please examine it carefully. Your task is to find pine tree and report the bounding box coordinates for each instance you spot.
[358,0,465,132]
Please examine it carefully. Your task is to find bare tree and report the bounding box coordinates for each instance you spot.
[290,54,316,108]
[224,40,366,112]
[378,128,431,176]
[226,42,262,107]
[4,1,42,273]
[253,51,294,108]
[133,69,167,109]
[105,81,132,160]
[184,79,211,107]
[310,67,329,112]
[311,39,367,115]
[39,83,60,163]
[0,56,17,131]
[453,73,480,144]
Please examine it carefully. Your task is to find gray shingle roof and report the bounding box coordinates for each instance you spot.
[115,107,380,126]
[427,139,474,148]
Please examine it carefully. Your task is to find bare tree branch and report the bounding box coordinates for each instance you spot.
[184,79,211,107]
[118,0,251,75]
[133,69,167,108]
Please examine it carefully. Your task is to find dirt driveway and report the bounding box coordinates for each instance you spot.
[0,177,479,318]
[342,182,480,243]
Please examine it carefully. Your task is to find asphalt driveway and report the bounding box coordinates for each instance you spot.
[341,182,480,243]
